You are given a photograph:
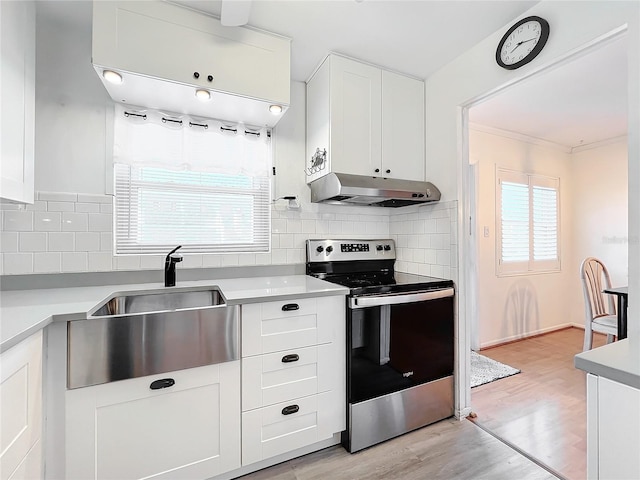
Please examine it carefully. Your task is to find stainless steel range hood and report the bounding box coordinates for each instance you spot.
[309,173,441,207]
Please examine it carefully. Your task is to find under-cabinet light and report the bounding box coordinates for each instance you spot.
[103,70,123,85]
[269,105,283,115]
[195,89,212,101]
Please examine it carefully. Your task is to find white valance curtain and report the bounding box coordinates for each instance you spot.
[113,104,271,177]
[112,104,272,255]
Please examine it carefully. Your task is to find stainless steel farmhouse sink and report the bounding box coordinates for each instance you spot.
[68,286,238,389]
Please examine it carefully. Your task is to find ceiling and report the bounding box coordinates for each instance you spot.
[37,1,627,148]
[469,35,628,150]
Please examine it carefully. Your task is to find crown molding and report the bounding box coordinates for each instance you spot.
[469,123,571,153]
[570,135,627,154]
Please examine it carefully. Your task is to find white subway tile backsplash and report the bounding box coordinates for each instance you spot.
[75,202,100,213]
[88,252,112,272]
[0,203,21,210]
[1,232,18,252]
[202,255,222,268]
[25,201,47,212]
[38,192,77,202]
[100,203,113,214]
[77,193,111,204]
[114,256,140,271]
[100,232,112,252]
[88,213,111,232]
[48,232,74,251]
[19,232,47,252]
[3,211,33,231]
[34,252,61,273]
[3,253,33,274]
[34,212,61,232]
[62,212,88,232]
[271,249,287,264]
[47,201,75,212]
[1,192,458,279]
[75,232,100,251]
[220,254,239,267]
[62,252,88,272]
[182,255,203,268]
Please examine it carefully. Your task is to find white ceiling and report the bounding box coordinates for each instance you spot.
[469,35,628,150]
[37,1,627,148]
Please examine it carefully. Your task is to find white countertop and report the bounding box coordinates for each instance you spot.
[575,337,640,389]
[0,275,348,353]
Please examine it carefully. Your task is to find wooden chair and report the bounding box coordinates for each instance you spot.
[580,257,617,351]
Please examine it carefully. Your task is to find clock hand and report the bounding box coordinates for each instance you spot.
[510,38,537,54]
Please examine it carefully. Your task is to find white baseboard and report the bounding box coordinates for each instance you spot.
[479,323,579,349]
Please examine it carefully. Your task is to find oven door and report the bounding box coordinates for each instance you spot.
[347,287,454,404]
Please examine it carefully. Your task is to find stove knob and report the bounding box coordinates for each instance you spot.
[316,245,324,253]
[376,245,383,251]
[326,246,334,254]
[384,244,391,251]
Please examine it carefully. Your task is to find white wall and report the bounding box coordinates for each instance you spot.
[569,140,628,326]
[472,129,574,348]
[425,1,640,415]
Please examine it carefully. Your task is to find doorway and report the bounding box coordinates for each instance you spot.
[463,32,629,480]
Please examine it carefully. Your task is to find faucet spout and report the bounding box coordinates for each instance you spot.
[164,245,183,287]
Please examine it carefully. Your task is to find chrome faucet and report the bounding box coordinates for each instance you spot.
[164,246,183,287]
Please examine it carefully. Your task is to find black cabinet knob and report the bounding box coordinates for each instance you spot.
[193,72,200,79]
[207,75,213,82]
[374,168,380,173]
[281,405,300,415]
[150,378,175,390]
[386,169,391,174]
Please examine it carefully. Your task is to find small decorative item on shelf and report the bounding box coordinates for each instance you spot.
[305,148,327,175]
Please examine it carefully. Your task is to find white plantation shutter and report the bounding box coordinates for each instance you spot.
[113,105,271,255]
[497,168,560,275]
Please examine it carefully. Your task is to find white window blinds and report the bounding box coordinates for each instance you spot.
[496,168,560,275]
[113,105,271,255]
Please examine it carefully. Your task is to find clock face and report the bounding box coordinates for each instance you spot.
[496,16,550,70]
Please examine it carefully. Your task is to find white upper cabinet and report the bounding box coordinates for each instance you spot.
[0,0,35,204]
[92,1,291,127]
[306,54,425,183]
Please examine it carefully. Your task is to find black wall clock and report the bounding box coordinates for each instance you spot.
[496,16,550,70]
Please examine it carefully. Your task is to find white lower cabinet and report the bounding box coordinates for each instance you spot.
[65,362,241,480]
[587,373,640,480]
[0,331,43,480]
[240,295,346,467]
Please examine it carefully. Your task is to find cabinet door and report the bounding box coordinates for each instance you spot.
[329,56,382,177]
[382,70,425,181]
[0,331,42,480]
[92,1,290,104]
[66,362,241,480]
[597,377,640,479]
[0,0,35,204]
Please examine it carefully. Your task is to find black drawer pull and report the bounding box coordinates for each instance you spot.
[281,405,300,415]
[282,303,299,312]
[150,378,175,390]
[282,354,300,363]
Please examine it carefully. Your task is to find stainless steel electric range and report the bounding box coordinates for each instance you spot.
[306,239,455,453]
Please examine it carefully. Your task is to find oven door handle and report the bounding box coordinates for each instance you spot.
[349,287,454,309]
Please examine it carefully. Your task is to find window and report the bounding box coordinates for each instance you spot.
[496,168,560,275]
[113,105,271,255]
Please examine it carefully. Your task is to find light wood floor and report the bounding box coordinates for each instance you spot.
[240,418,556,479]
[471,327,607,480]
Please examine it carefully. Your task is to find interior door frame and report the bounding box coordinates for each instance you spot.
[457,26,629,416]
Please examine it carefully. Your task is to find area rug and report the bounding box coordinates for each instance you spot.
[470,351,521,388]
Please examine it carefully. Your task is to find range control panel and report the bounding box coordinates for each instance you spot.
[306,239,396,262]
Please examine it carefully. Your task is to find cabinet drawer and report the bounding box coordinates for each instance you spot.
[242,344,339,411]
[241,390,345,466]
[243,298,332,356]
